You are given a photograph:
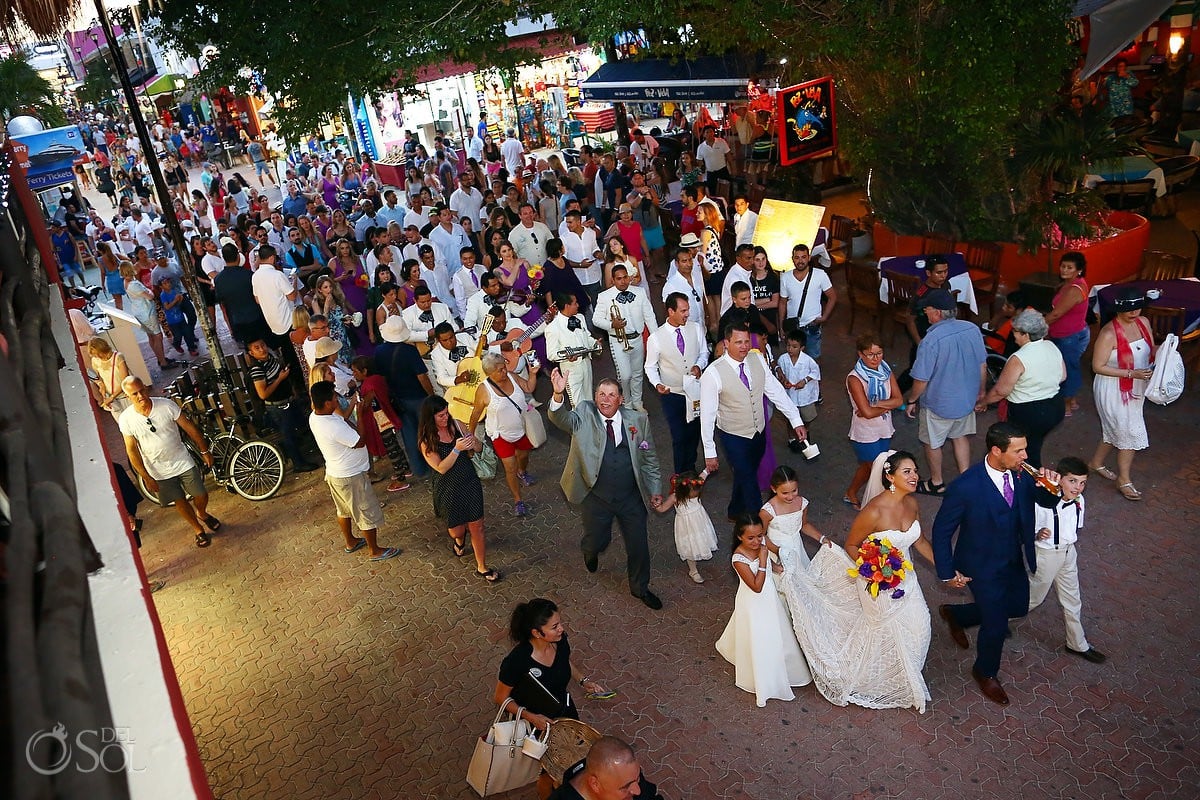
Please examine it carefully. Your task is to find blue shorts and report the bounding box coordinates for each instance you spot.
[253,159,270,176]
[851,437,892,463]
[60,260,84,279]
[644,225,665,250]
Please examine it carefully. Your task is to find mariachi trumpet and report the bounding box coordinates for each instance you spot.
[609,300,634,352]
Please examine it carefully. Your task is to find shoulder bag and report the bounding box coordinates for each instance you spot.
[466,703,542,796]
[488,378,547,448]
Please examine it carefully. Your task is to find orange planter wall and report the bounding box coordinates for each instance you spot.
[872,211,1151,289]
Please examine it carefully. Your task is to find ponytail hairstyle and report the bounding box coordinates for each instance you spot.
[768,464,799,497]
[508,598,559,644]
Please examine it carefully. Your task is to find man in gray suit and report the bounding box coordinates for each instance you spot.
[548,368,665,610]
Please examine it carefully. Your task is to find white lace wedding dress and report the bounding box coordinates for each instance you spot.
[776,520,932,713]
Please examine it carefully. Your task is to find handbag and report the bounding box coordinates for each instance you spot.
[489,378,547,448]
[471,437,499,480]
[1147,333,1185,405]
[521,724,550,759]
[466,704,541,796]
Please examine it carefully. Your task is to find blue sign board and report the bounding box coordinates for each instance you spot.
[12,125,84,188]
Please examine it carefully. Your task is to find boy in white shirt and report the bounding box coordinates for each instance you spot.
[1029,457,1106,664]
[774,328,820,451]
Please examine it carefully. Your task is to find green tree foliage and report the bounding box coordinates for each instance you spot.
[139,0,565,138]
[0,54,67,128]
[76,61,120,108]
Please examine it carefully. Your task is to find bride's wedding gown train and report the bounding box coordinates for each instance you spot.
[775,520,932,713]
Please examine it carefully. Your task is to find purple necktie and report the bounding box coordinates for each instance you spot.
[1002,472,1014,507]
[676,327,686,356]
[739,362,750,390]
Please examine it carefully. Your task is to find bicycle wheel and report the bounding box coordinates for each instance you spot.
[134,472,161,505]
[209,432,245,476]
[228,440,285,501]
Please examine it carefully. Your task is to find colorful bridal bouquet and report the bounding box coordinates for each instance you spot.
[356,273,369,289]
[526,263,544,281]
[848,537,912,599]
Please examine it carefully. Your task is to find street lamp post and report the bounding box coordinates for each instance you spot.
[90,0,226,379]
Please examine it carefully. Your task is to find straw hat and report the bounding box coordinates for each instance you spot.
[540,719,603,784]
[678,232,701,248]
[379,316,409,343]
[313,336,342,360]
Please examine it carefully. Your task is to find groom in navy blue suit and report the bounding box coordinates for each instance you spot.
[932,422,1059,705]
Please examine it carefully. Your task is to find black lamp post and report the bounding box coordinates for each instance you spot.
[89,0,225,376]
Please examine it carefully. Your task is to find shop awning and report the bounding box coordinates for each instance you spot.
[580,54,762,103]
[143,74,185,96]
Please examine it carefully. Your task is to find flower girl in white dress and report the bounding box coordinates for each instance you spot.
[656,470,719,583]
[716,516,812,707]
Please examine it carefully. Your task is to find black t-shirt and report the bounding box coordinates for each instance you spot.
[498,635,577,719]
[214,267,267,327]
[546,782,585,800]
[750,270,780,306]
[718,304,769,339]
[373,341,429,401]
[910,283,934,339]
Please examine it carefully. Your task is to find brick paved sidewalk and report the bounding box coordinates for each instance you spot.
[128,291,1200,800]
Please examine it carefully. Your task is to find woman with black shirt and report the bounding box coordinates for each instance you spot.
[494,598,609,798]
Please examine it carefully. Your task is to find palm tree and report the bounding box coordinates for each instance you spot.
[0,53,70,128]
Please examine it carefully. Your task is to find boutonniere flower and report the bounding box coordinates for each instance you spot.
[638,441,650,451]
[628,425,638,436]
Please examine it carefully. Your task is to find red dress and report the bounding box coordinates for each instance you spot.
[359,374,402,457]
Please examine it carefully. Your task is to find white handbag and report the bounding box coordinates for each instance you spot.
[1146,333,1185,406]
[521,722,550,759]
[466,704,541,796]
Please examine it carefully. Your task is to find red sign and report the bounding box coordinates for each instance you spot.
[776,77,837,166]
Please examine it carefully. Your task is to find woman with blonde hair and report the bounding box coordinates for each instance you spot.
[310,276,357,364]
[120,261,173,369]
[88,337,133,420]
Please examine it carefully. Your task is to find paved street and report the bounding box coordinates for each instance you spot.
[126,286,1198,800]
[77,169,1200,798]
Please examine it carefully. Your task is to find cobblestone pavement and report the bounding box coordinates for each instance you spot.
[84,173,1200,799]
[126,298,1199,800]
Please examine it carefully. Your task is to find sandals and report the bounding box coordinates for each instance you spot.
[344,538,367,554]
[1092,465,1117,482]
[202,514,222,532]
[452,537,467,558]
[915,480,946,497]
[842,496,861,510]
[1118,483,1142,501]
[194,532,212,548]
[476,568,502,583]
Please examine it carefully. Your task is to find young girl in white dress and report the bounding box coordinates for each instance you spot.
[716,515,812,707]
[656,470,719,583]
[760,465,831,574]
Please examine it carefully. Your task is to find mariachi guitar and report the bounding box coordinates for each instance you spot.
[495,301,557,372]
[443,316,494,425]
[413,324,478,358]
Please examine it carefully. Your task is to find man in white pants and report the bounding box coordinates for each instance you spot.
[544,290,599,406]
[593,264,655,411]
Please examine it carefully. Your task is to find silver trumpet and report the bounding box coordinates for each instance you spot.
[609,300,634,352]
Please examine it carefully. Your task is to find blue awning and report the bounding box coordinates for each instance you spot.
[581,54,763,103]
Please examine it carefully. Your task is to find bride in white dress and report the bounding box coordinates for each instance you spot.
[777,450,936,713]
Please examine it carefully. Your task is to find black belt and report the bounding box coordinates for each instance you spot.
[264,400,293,409]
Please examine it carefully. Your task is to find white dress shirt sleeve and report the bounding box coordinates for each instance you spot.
[699,364,723,459]
[644,328,664,385]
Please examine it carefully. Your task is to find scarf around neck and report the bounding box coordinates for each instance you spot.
[853,358,892,405]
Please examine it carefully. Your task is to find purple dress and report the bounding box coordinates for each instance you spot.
[332,256,371,356]
[321,178,339,210]
[496,260,548,365]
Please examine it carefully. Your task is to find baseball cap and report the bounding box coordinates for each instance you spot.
[917,288,957,311]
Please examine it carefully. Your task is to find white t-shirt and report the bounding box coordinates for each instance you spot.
[696,138,730,173]
[449,187,484,226]
[779,267,832,325]
[561,227,601,286]
[308,412,369,478]
[118,399,195,481]
[252,265,297,335]
[132,217,154,248]
[501,136,525,174]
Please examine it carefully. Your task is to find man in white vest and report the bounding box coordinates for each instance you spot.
[645,291,709,475]
[592,264,655,412]
[700,323,808,519]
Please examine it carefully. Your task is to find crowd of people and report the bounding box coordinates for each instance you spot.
[59,111,1166,796]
